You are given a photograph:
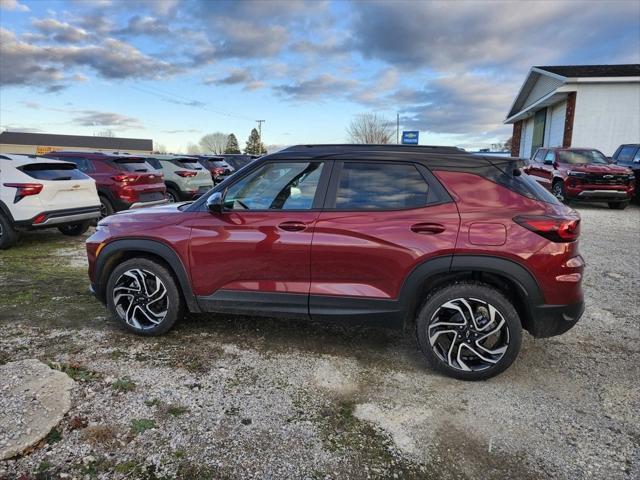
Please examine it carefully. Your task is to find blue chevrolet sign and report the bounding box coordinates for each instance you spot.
[402,131,419,145]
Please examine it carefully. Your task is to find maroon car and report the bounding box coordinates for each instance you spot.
[86,144,585,380]
[526,147,635,209]
[44,152,167,218]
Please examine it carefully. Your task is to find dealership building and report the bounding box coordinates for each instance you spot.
[0,131,153,155]
[505,64,640,157]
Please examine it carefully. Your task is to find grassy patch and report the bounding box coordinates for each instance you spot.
[112,377,136,392]
[48,361,101,382]
[84,425,118,446]
[131,418,156,434]
[167,405,189,417]
[144,398,161,407]
[45,427,62,444]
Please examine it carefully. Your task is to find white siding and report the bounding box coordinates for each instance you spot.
[519,117,534,158]
[571,82,640,155]
[546,101,566,147]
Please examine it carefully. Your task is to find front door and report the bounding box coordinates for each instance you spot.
[188,160,328,316]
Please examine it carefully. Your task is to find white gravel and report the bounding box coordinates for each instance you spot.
[0,202,638,479]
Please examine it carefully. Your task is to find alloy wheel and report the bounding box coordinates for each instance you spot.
[112,269,169,330]
[100,202,108,219]
[427,298,509,372]
[166,192,176,203]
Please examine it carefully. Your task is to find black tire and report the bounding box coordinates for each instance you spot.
[551,180,566,203]
[0,213,18,250]
[608,201,628,210]
[58,221,90,236]
[416,282,522,381]
[99,195,114,219]
[106,258,183,336]
[165,188,179,203]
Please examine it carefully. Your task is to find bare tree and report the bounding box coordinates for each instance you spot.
[346,113,395,144]
[186,142,201,155]
[199,132,228,154]
[154,143,168,154]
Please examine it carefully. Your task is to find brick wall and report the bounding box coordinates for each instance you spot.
[511,121,522,157]
[563,92,576,147]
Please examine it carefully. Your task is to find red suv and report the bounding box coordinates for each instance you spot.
[86,145,585,380]
[526,147,635,209]
[44,152,167,218]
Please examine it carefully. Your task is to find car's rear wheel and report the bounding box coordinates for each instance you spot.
[608,201,628,210]
[58,221,90,236]
[99,195,114,219]
[165,188,179,203]
[106,258,183,336]
[416,282,522,381]
[0,213,18,250]
[552,180,566,202]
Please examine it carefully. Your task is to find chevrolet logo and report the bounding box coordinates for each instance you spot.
[603,175,614,179]
[149,175,155,179]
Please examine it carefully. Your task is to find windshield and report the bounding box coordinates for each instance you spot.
[557,150,608,165]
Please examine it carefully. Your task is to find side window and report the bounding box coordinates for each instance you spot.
[334,162,428,210]
[634,149,640,163]
[224,161,323,210]
[616,146,637,165]
[533,149,547,162]
[544,151,555,162]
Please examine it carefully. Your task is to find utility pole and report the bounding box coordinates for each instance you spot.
[396,113,400,144]
[256,120,265,153]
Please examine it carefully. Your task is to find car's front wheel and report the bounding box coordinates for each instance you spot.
[106,258,183,336]
[165,188,179,203]
[416,282,522,381]
[552,180,566,202]
[58,221,90,236]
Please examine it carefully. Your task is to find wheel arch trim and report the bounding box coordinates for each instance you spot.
[95,238,200,312]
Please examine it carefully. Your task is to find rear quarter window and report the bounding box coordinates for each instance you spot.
[112,158,154,172]
[19,163,89,181]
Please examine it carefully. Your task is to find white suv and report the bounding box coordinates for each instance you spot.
[0,154,101,249]
[144,155,213,203]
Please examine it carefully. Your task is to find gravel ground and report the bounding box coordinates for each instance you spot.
[0,202,638,479]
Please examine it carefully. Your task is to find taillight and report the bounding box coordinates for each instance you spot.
[514,215,580,243]
[212,167,225,176]
[3,183,44,203]
[176,171,197,177]
[111,174,139,183]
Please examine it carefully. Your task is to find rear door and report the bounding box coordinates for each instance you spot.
[309,160,459,325]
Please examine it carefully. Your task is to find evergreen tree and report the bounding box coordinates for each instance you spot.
[224,133,241,154]
[244,128,266,155]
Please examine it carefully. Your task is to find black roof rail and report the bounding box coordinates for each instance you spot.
[280,144,467,155]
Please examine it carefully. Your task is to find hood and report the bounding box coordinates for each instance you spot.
[98,202,188,227]
[567,163,632,174]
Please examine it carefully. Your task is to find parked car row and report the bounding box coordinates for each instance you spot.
[525,146,636,209]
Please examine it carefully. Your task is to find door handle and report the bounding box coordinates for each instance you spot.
[278,221,307,232]
[411,223,445,235]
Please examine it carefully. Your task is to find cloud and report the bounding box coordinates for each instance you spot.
[349,0,640,71]
[32,18,90,43]
[115,15,171,36]
[274,74,359,101]
[0,0,29,12]
[0,27,181,91]
[72,110,142,128]
[204,67,265,90]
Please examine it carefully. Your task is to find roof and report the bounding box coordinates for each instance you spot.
[269,144,522,168]
[0,153,74,167]
[0,131,153,151]
[535,64,640,78]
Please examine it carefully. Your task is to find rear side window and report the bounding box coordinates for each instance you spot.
[112,158,153,172]
[55,156,94,172]
[19,163,89,181]
[490,163,561,205]
[146,158,162,169]
[334,162,428,210]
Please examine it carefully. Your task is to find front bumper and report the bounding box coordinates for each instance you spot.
[575,190,630,200]
[527,300,585,338]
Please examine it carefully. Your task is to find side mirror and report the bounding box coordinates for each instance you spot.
[543,159,553,166]
[206,191,224,214]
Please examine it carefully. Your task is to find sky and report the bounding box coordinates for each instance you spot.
[1,0,639,153]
